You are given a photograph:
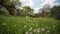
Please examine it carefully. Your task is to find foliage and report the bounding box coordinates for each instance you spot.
[17,9,25,16]
[0,0,12,6]
[39,4,51,18]
[23,6,34,16]
[0,7,9,16]
[0,0,21,7]
[17,6,34,16]
[50,6,60,20]
[12,0,22,9]
[0,0,22,16]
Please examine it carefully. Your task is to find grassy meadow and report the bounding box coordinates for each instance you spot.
[0,16,60,34]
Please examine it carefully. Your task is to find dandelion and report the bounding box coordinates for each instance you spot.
[25,31,28,34]
[41,28,45,31]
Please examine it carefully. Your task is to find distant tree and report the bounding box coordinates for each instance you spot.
[41,10,46,17]
[17,6,34,17]
[17,9,25,16]
[39,4,51,17]
[23,6,34,16]
[50,6,60,20]
[34,13,42,17]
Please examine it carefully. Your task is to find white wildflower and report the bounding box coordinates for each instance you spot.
[29,27,32,31]
[25,31,28,34]
[36,28,40,33]
[53,25,56,28]
[41,28,45,31]
[29,32,32,34]
[33,29,36,32]
[14,25,16,27]
[24,26,26,28]
[3,23,7,25]
[47,30,50,33]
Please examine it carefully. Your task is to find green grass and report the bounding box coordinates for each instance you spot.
[0,16,60,34]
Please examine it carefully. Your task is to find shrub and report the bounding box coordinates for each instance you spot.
[0,7,9,16]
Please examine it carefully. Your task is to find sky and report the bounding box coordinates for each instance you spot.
[20,0,60,13]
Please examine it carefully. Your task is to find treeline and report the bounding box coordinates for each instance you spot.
[0,0,60,20]
[31,4,60,20]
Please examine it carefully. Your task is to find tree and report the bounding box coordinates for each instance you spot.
[17,6,34,17]
[23,6,34,16]
[17,9,25,16]
[0,7,9,16]
[39,4,51,17]
[50,6,60,20]
[0,0,21,16]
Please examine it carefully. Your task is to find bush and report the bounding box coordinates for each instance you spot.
[0,7,9,16]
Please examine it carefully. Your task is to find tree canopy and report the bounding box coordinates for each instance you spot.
[50,6,60,20]
[0,0,22,16]
[17,6,34,16]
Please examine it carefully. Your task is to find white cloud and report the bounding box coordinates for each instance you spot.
[20,0,34,7]
[36,0,58,13]
[19,0,58,13]
[35,0,58,13]
[40,0,57,8]
[34,8,40,13]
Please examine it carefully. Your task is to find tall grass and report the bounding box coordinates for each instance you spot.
[0,16,60,34]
